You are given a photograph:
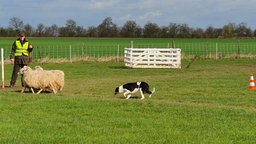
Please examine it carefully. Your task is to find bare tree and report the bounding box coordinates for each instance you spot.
[120,20,141,37]
[178,24,192,38]
[76,26,86,37]
[143,22,161,38]
[192,28,204,38]
[66,19,77,36]
[98,17,119,37]
[35,23,45,36]
[254,30,256,37]
[0,27,8,36]
[9,17,24,31]
[205,26,215,38]
[58,19,77,37]
[45,24,59,37]
[235,22,253,37]
[168,23,179,38]
[87,26,98,37]
[160,26,169,38]
[24,24,34,36]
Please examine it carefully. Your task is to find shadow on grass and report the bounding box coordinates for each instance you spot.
[108,66,128,69]
[1,86,52,94]
[116,95,141,100]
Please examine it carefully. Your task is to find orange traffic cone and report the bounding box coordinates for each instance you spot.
[249,74,255,90]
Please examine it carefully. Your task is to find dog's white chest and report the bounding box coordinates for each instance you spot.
[121,86,139,94]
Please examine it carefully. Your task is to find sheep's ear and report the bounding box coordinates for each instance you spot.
[23,67,28,72]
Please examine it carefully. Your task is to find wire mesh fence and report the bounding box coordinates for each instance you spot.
[1,42,256,62]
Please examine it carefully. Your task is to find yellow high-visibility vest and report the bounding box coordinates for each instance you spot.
[14,40,29,56]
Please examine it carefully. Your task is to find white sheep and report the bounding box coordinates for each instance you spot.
[34,66,65,92]
[19,66,65,94]
[18,66,38,93]
[19,66,43,94]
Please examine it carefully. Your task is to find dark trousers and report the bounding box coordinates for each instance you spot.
[10,56,29,86]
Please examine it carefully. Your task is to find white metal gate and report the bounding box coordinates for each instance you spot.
[124,48,181,68]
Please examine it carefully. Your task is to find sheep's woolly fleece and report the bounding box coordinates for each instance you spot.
[19,66,64,94]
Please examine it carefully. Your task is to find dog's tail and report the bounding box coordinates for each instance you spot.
[147,87,155,94]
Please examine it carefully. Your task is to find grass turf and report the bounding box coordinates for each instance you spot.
[1,58,256,143]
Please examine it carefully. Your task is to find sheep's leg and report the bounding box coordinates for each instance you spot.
[20,87,26,93]
[36,89,43,94]
[52,89,57,94]
[30,88,35,94]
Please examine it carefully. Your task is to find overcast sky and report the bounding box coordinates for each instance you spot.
[0,0,255,29]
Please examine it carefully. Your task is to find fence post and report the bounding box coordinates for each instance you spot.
[117,45,119,62]
[237,39,240,58]
[1,48,4,88]
[69,45,72,63]
[82,43,84,58]
[215,43,218,59]
[205,42,208,58]
[172,40,176,48]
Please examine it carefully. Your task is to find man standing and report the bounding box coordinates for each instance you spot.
[9,31,33,87]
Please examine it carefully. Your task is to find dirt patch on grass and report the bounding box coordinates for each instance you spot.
[1,85,22,92]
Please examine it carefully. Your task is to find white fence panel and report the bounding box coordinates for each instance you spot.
[124,48,181,68]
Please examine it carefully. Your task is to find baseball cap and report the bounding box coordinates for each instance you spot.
[19,31,26,37]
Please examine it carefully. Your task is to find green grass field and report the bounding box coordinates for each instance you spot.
[1,37,254,48]
[1,58,256,143]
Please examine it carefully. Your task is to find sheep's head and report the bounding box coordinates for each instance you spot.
[18,66,32,75]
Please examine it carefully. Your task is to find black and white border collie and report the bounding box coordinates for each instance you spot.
[114,81,155,99]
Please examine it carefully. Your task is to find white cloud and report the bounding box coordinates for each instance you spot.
[139,11,162,20]
[132,0,157,9]
[43,0,88,10]
[89,0,120,10]
[119,14,133,21]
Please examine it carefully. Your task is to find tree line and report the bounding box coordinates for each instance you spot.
[0,16,255,38]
